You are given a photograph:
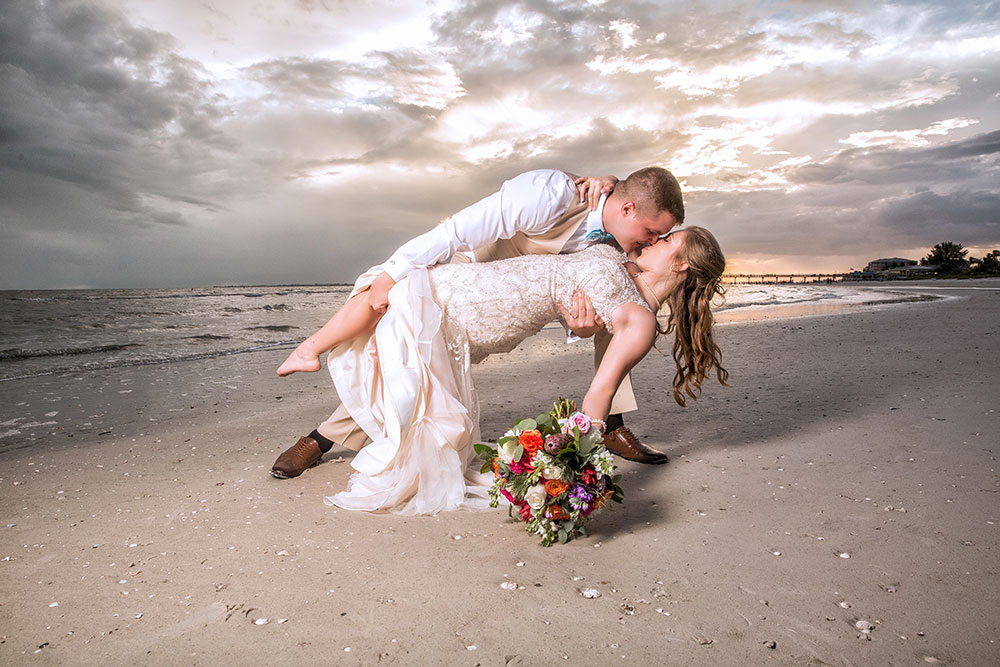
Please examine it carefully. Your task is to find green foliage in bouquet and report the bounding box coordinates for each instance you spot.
[476,399,624,546]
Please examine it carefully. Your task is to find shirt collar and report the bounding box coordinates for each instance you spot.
[584,193,608,234]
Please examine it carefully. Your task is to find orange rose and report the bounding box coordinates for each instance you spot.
[544,478,570,497]
[518,429,543,455]
[593,490,612,510]
[546,505,569,520]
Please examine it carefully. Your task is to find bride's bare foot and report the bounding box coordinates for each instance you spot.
[277,347,321,376]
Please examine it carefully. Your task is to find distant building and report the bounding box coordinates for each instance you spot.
[865,257,917,272]
[882,264,937,278]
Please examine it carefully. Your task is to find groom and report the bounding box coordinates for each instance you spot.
[272,166,684,478]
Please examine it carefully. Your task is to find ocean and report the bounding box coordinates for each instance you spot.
[0,281,948,453]
[0,282,922,383]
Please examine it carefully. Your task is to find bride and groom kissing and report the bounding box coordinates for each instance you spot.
[271,167,727,514]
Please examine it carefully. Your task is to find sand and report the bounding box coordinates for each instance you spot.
[2,279,998,666]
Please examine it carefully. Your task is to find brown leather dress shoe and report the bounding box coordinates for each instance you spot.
[271,436,323,479]
[602,427,669,465]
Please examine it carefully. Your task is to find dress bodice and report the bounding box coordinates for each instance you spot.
[427,244,651,363]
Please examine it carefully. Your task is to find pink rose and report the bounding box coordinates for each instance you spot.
[569,412,592,435]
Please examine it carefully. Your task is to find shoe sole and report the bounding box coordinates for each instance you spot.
[616,454,670,465]
[270,457,323,479]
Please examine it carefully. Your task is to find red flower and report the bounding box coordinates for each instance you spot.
[580,467,598,486]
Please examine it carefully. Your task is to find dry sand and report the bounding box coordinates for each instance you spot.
[2,279,998,666]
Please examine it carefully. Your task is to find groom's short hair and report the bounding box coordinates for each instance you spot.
[619,167,685,224]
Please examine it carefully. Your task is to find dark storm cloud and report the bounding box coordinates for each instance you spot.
[926,129,1000,159]
[244,57,355,101]
[876,189,1000,246]
[692,128,1000,259]
[2,0,998,287]
[792,129,1000,188]
[0,0,234,226]
[244,49,463,110]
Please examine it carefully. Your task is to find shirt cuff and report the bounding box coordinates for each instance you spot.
[560,319,582,344]
[382,257,413,282]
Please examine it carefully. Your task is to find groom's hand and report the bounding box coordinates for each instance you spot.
[557,290,605,338]
[368,271,396,313]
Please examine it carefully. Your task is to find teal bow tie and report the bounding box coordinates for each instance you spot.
[585,229,617,245]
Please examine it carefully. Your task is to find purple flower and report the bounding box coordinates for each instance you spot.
[570,484,594,503]
[568,486,592,512]
[544,433,570,455]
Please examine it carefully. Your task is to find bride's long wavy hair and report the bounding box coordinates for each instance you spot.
[661,226,729,406]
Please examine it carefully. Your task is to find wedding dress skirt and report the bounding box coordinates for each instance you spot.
[323,268,493,514]
[322,245,648,515]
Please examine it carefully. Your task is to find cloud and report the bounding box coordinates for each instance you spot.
[876,189,1000,246]
[242,50,465,111]
[0,0,238,228]
[791,128,1000,188]
[2,0,999,288]
[693,127,1000,266]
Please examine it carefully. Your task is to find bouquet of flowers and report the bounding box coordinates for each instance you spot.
[475,399,623,546]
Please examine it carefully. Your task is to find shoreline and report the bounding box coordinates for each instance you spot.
[2,280,998,665]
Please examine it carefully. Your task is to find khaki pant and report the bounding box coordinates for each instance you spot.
[316,403,372,451]
[317,327,637,450]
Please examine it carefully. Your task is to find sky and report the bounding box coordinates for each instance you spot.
[1,0,998,289]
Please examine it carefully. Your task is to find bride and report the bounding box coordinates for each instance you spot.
[277,227,728,514]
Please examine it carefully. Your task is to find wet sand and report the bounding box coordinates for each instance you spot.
[1,279,998,665]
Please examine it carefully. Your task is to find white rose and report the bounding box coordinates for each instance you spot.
[498,440,518,464]
[524,484,547,510]
[542,463,564,480]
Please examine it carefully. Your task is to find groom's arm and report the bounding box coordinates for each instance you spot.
[381,169,576,279]
[368,170,577,311]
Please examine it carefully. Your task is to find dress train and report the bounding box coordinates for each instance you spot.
[323,267,493,514]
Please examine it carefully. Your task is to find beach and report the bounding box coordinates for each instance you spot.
[2,279,998,665]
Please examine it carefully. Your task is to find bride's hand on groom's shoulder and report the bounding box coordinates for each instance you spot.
[574,175,619,210]
[557,290,605,338]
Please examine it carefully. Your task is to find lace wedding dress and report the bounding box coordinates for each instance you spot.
[324,244,650,514]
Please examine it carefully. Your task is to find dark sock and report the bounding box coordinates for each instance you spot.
[308,429,335,453]
[606,413,624,432]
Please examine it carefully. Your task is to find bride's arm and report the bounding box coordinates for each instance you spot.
[577,175,619,210]
[564,172,619,210]
[581,303,657,420]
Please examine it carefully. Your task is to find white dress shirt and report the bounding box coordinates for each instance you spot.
[382,169,605,281]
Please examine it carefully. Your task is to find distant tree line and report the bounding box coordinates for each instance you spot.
[920,242,1000,276]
